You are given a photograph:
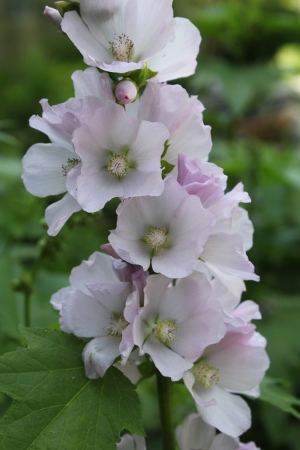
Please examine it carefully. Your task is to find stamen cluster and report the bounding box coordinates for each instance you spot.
[110,33,134,62]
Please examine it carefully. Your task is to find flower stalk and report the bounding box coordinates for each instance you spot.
[156,369,176,450]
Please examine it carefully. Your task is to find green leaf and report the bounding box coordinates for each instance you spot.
[259,376,300,419]
[126,65,158,87]
[0,327,145,449]
[54,1,80,16]
[161,160,175,178]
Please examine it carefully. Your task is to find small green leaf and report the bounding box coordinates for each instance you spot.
[259,377,300,419]
[126,65,158,87]
[161,141,170,159]
[161,160,175,178]
[55,1,80,16]
[0,327,145,449]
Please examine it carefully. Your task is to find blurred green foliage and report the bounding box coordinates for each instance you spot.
[0,0,300,448]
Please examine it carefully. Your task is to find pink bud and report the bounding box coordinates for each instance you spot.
[115,80,138,105]
[44,7,62,29]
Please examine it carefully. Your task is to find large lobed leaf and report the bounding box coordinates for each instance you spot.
[0,327,144,449]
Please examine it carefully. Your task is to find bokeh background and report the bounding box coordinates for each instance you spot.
[0,0,300,449]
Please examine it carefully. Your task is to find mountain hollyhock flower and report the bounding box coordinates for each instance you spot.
[51,250,146,311]
[176,414,261,450]
[209,278,262,332]
[22,69,114,235]
[60,279,136,378]
[177,155,259,296]
[74,101,169,212]
[133,273,226,381]
[183,328,269,437]
[51,251,147,374]
[109,176,215,278]
[126,82,212,175]
[177,154,227,208]
[60,0,200,81]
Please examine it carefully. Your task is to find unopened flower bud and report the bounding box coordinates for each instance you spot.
[115,80,138,105]
[44,6,62,29]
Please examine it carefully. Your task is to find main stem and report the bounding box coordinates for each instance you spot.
[156,369,176,450]
[24,292,31,328]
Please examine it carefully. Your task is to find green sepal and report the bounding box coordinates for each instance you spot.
[161,140,170,159]
[105,65,158,89]
[54,1,80,16]
[161,160,175,178]
[129,65,158,87]
[108,72,121,83]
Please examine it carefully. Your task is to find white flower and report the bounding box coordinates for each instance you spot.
[60,0,200,81]
[109,176,215,278]
[126,82,212,177]
[22,69,114,235]
[176,414,261,450]
[183,328,269,437]
[74,101,169,212]
[133,273,226,381]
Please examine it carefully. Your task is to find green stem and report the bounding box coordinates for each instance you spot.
[24,292,31,328]
[156,369,176,450]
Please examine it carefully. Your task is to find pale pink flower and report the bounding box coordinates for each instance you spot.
[109,176,215,278]
[177,155,258,296]
[209,279,261,331]
[133,273,226,381]
[183,329,269,437]
[60,280,136,378]
[176,414,261,450]
[51,251,147,375]
[127,82,212,176]
[177,154,226,208]
[60,0,200,81]
[51,250,145,311]
[22,70,114,235]
[74,101,169,212]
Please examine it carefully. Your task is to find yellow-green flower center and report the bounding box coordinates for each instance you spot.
[145,226,168,251]
[106,313,129,337]
[110,33,134,62]
[191,361,220,388]
[107,153,130,177]
[153,319,178,343]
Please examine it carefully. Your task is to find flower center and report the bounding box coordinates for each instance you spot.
[110,33,134,62]
[61,157,80,176]
[106,313,129,337]
[153,319,178,343]
[191,362,220,388]
[145,227,168,251]
[107,153,130,178]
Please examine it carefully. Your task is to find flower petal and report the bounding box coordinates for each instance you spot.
[22,143,73,197]
[45,193,82,236]
[83,336,121,378]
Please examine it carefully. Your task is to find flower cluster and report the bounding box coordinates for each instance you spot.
[23,0,269,447]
